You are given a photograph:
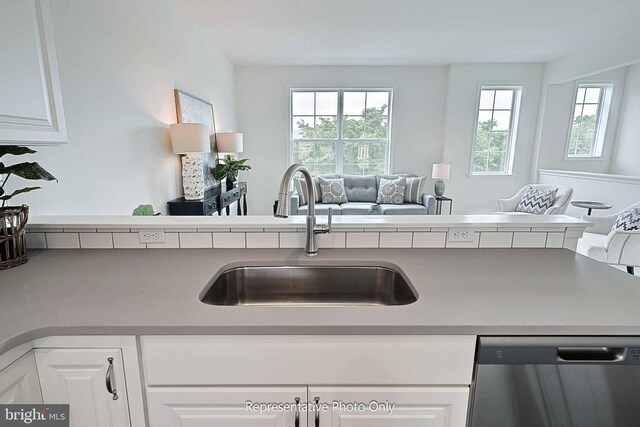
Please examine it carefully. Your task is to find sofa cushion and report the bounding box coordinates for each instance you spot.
[381,204,428,215]
[340,202,376,215]
[299,204,341,215]
[342,175,377,202]
[318,177,348,204]
[377,177,406,205]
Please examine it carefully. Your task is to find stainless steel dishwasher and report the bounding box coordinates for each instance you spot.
[470,337,640,427]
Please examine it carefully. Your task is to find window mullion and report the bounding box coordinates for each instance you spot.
[336,90,344,174]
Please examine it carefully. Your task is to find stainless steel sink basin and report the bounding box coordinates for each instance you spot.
[200,265,418,306]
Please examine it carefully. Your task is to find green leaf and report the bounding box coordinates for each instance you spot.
[0,146,37,158]
[132,204,156,216]
[0,162,57,181]
[0,186,40,201]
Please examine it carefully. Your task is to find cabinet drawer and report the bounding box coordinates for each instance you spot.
[141,335,476,386]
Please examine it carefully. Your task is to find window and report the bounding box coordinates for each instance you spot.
[566,84,613,158]
[290,89,392,175]
[471,86,522,175]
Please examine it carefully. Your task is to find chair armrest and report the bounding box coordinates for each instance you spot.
[421,193,437,215]
[289,193,300,216]
[583,214,617,235]
[498,195,521,212]
[605,231,640,266]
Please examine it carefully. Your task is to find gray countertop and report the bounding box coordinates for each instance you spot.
[1,248,639,355]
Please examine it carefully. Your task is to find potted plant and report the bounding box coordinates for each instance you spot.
[211,154,251,190]
[1,146,56,269]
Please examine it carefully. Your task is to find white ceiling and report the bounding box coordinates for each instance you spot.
[181,0,640,66]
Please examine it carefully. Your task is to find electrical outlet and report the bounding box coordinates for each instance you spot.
[448,228,475,242]
[138,229,166,244]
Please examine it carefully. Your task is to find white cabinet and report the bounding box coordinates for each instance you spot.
[309,387,469,427]
[35,348,132,427]
[0,351,43,404]
[0,0,67,143]
[147,386,308,427]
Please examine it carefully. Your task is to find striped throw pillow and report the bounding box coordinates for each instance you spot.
[404,176,426,203]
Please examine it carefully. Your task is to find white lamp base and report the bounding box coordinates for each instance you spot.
[182,155,205,200]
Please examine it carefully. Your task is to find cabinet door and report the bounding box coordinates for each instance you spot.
[0,351,43,404]
[308,387,469,427]
[147,386,308,427]
[35,349,131,427]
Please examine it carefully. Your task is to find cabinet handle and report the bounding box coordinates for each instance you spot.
[294,397,300,427]
[314,396,320,427]
[105,357,119,400]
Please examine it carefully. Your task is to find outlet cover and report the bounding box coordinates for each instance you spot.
[138,229,166,244]
[448,228,475,242]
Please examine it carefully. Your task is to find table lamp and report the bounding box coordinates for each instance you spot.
[432,163,450,197]
[216,132,244,154]
[170,123,211,200]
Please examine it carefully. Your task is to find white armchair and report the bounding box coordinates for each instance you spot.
[577,202,640,275]
[497,184,574,215]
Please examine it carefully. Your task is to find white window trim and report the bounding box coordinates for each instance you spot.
[563,82,614,161]
[469,84,524,176]
[288,88,394,174]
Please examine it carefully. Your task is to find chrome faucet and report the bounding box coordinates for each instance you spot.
[274,164,332,256]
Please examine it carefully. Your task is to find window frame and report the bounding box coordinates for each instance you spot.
[469,84,523,176]
[564,82,614,160]
[289,88,393,175]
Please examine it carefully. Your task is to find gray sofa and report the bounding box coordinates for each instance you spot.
[290,173,436,215]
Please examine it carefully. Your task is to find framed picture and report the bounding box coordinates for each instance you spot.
[174,89,218,189]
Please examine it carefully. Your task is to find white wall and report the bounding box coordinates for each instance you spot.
[6,0,237,215]
[612,63,640,175]
[236,66,449,214]
[535,68,627,174]
[442,64,544,214]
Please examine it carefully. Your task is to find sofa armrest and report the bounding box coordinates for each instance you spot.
[583,214,617,235]
[289,193,300,216]
[421,193,437,215]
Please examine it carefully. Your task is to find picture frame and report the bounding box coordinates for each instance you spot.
[174,89,218,189]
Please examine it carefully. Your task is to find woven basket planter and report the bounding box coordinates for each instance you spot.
[0,205,29,270]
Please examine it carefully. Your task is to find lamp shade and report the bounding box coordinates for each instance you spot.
[170,123,211,154]
[216,132,244,153]
[432,163,451,180]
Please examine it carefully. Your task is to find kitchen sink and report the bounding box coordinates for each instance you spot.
[199,264,418,306]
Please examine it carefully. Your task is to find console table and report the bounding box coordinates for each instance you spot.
[167,182,247,216]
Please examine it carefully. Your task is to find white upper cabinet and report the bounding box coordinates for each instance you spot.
[0,0,67,144]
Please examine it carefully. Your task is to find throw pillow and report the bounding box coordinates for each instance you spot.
[515,187,558,214]
[318,177,348,204]
[377,177,407,205]
[403,176,426,203]
[614,207,640,231]
[293,177,309,206]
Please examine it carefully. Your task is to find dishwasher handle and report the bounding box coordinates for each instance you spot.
[557,347,625,362]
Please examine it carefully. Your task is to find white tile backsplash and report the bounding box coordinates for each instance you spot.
[512,232,547,248]
[379,232,413,248]
[112,233,146,249]
[147,233,179,249]
[26,233,47,249]
[479,232,513,248]
[45,233,80,249]
[213,232,246,248]
[445,232,480,248]
[546,232,565,248]
[412,232,446,248]
[179,232,213,248]
[79,232,113,249]
[317,232,346,248]
[279,232,305,248]
[346,232,380,248]
[246,232,279,248]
